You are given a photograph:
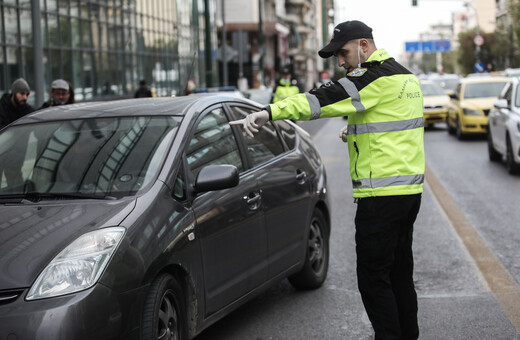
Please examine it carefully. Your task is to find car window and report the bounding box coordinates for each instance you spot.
[173,164,186,201]
[186,107,244,178]
[0,116,181,198]
[228,106,285,167]
[274,120,296,150]
[501,83,512,104]
[515,84,520,108]
[455,83,462,97]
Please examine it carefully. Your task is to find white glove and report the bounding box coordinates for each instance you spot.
[229,110,270,138]
[339,124,349,143]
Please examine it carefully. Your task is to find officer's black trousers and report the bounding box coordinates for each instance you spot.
[355,194,421,340]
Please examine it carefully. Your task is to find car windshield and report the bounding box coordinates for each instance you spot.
[0,116,181,200]
[421,83,445,96]
[463,82,507,99]
[431,78,459,92]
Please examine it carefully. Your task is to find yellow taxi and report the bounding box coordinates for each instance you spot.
[447,76,508,139]
[420,80,450,127]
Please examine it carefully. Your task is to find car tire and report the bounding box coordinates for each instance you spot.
[141,274,188,340]
[447,118,455,135]
[288,208,329,290]
[506,136,520,174]
[456,118,465,140]
[487,129,502,162]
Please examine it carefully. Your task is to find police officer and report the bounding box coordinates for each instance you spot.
[231,20,424,340]
[271,65,300,103]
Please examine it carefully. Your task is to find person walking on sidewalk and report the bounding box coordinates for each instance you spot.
[0,78,34,130]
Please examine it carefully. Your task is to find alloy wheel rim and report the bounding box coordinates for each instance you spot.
[158,290,179,340]
[308,220,325,274]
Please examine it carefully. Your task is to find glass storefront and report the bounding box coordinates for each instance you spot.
[0,0,218,106]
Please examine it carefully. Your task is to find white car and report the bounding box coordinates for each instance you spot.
[488,77,520,174]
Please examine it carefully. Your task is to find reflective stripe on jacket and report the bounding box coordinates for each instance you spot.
[268,49,425,198]
[272,79,300,103]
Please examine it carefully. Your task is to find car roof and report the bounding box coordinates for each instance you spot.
[13,94,261,125]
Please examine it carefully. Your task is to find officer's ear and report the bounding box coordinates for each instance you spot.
[359,39,369,53]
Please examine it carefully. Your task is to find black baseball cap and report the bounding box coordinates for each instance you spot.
[318,20,373,58]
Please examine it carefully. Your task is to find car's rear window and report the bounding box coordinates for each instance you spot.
[0,116,182,198]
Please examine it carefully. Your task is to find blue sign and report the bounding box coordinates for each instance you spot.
[474,62,485,73]
[405,41,421,52]
[405,40,451,53]
[434,40,451,52]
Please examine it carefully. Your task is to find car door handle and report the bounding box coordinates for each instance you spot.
[243,192,262,210]
[296,169,307,184]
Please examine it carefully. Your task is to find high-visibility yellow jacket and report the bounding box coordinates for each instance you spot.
[266,49,425,198]
[272,79,300,103]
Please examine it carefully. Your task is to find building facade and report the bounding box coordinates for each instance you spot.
[0,0,219,107]
[217,0,333,92]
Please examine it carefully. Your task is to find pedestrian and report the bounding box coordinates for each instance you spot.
[135,79,152,98]
[40,79,73,109]
[230,20,424,340]
[0,78,35,130]
[271,65,300,103]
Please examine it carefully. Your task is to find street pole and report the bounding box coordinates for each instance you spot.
[204,0,213,87]
[31,0,44,107]
[258,0,264,87]
[221,0,228,86]
[464,1,481,63]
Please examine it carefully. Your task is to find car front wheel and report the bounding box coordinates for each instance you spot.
[487,129,502,162]
[141,274,188,340]
[506,137,520,174]
[288,208,329,289]
[456,118,465,140]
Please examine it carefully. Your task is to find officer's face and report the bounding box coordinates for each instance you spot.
[334,39,367,73]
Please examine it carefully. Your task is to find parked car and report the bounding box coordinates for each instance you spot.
[427,73,461,96]
[0,95,330,339]
[420,80,450,127]
[447,76,508,139]
[488,77,520,174]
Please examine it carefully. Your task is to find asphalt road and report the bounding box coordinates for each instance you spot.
[194,119,520,340]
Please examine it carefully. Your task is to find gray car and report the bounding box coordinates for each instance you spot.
[0,95,330,339]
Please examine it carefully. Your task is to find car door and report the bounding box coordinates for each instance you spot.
[227,105,312,279]
[186,106,268,316]
[490,83,512,154]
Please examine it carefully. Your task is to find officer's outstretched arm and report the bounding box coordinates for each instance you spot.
[229,110,269,138]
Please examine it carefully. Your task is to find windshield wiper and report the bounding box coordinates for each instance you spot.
[0,192,117,203]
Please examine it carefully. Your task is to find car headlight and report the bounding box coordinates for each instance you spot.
[26,227,125,300]
[462,108,481,116]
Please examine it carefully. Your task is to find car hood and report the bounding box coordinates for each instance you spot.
[461,97,497,110]
[0,198,136,289]
[423,95,450,108]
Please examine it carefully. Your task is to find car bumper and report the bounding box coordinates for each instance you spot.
[424,110,447,124]
[460,115,488,133]
[0,283,145,340]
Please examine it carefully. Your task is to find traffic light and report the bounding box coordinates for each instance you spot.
[412,0,418,6]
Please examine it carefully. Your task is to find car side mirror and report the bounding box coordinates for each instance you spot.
[194,164,239,193]
[494,98,508,110]
[449,93,459,100]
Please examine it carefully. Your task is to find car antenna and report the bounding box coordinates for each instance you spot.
[183,51,197,95]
